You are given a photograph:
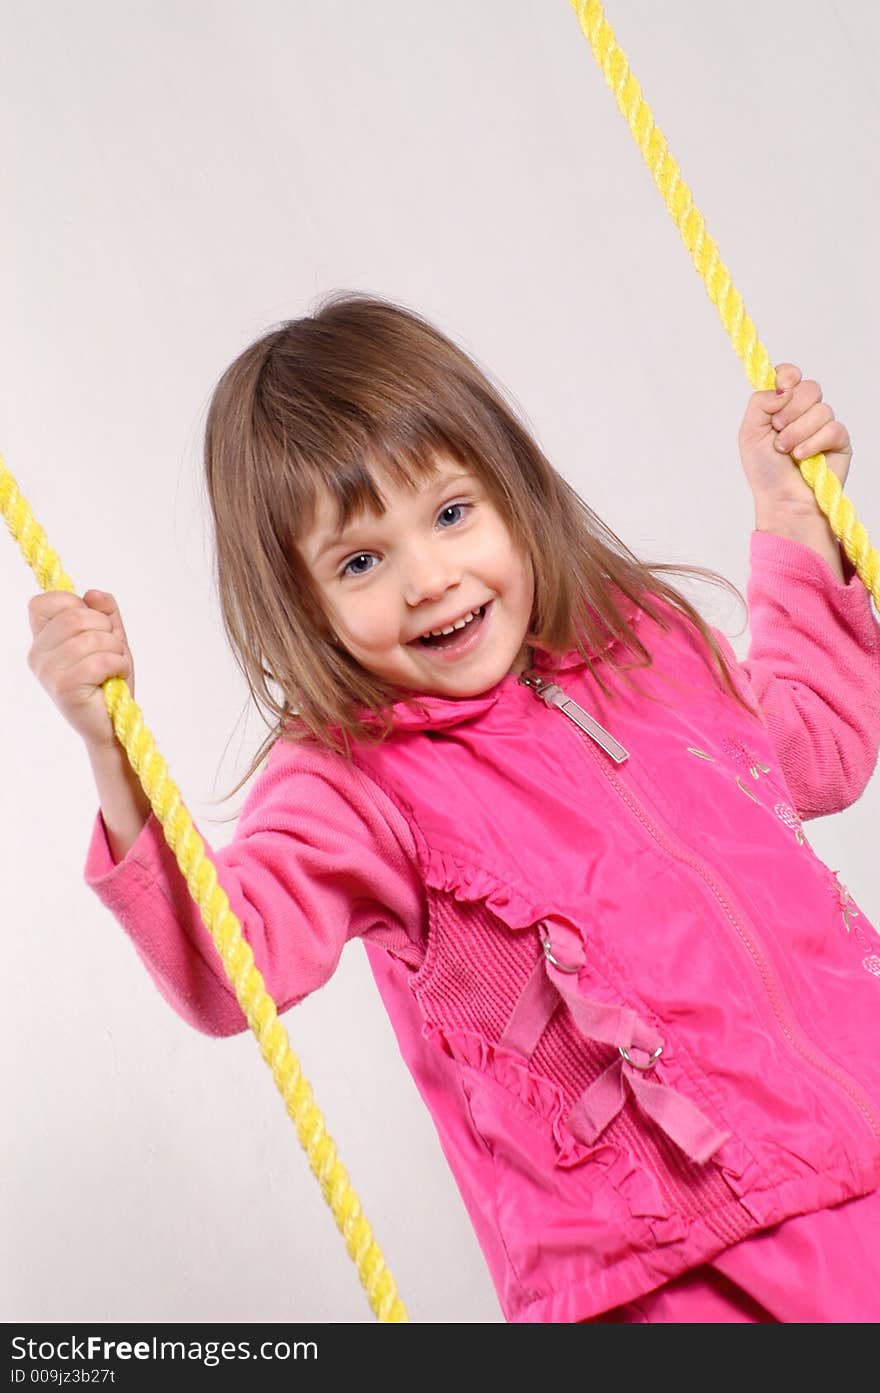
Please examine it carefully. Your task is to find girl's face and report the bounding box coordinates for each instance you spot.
[301,457,536,698]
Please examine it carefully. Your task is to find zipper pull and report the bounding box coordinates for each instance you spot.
[519,671,630,763]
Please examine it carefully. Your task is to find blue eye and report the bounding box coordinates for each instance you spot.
[340,552,376,579]
[438,502,469,527]
[338,500,472,579]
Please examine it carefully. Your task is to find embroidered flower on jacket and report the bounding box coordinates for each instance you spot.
[773,800,807,844]
[720,735,771,780]
[830,872,880,982]
[687,740,873,979]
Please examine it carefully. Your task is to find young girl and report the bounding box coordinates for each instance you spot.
[27,293,880,1323]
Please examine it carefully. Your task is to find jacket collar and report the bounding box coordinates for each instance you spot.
[379,598,643,734]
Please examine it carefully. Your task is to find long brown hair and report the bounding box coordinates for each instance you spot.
[202,291,754,811]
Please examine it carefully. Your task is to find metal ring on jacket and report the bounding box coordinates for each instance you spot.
[539,922,581,974]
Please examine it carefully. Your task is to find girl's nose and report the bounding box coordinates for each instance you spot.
[403,553,460,607]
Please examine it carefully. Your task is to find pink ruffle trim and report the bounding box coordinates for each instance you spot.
[424,847,547,932]
[423,1020,690,1233]
[423,1020,621,1171]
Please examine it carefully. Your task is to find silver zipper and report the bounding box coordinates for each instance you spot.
[527,675,880,1145]
[519,671,629,763]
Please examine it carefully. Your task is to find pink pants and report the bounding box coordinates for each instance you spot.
[590,1267,775,1323]
[587,1186,880,1323]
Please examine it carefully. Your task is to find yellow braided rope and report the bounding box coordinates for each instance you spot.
[569,0,879,605]
[0,458,407,1323]
[7,4,875,1325]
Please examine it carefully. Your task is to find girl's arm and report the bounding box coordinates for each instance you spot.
[754,498,845,582]
[82,739,427,1036]
[725,361,880,815]
[87,740,153,863]
[714,526,880,820]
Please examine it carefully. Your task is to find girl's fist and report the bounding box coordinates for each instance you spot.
[738,363,852,510]
[27,589,135,750]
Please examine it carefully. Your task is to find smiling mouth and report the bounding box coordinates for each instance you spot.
[411,603,488,649]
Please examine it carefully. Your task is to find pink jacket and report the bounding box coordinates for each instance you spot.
[84,531,880,1322]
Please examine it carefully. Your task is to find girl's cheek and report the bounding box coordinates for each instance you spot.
[344,598,395,648]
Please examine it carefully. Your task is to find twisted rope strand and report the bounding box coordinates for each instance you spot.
[0,459,407,1323]
[569,0,879,604]
[8,4,876,1323]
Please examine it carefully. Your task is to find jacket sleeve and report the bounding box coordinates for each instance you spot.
[82,738,427,1037]
[712,528,880,821]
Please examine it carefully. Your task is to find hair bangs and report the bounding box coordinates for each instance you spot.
[282,405,475,547]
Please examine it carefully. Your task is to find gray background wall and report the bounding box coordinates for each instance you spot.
[2,0,877,1323]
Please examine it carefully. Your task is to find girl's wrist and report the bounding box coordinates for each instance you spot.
[86,739,153,864]
[85,737,122,757]
[752,496,845,582]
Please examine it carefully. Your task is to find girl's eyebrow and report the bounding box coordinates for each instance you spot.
[311,470,475,563]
